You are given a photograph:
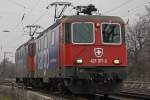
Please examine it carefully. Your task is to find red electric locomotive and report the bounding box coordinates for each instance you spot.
[15,3,128,95]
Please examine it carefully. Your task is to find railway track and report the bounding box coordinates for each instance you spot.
[0,79,88,100]
[117,87,150,99]
[0,79,15,85]
[1,80,150,100]
[92,81,150,100]
[109,81,150,100]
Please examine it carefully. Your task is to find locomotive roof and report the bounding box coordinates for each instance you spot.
[60,15,124,23]
[53,15,124,28]
[36,15,124,38]
[16,38,34,51]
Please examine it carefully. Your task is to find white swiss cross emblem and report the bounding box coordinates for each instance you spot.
[94,48,103,58]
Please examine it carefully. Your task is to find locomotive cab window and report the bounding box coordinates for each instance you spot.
[101,23,121,44]
[72,22,94,44]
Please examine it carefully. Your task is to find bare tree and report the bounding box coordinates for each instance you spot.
[0,59,16,79]
[126,6,150,81]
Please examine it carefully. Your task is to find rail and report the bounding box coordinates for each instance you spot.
[93,81,150,100]
[1,79,150,100]
[109,81,150,100]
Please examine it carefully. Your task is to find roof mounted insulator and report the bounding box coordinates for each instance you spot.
[74,4,97,15]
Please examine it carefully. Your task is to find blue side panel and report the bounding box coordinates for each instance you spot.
[45,49,49,69]
[35,51,38,69]
[36,50,44,70]
[36,52,41,70]
[48,46,58,69]
[48,31,59,70]
[35,26,60,79]
[38,52,43,70]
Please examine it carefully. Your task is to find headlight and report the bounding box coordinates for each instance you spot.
[76,59,83,64]
[113,59,121,65]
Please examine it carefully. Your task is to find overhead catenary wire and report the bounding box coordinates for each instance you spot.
[0,0,48,48]
[10,13,26,31]
[32,10,49,25]
[0,13,25,41]
[2,1,143,42]
[7,0,44,13]
[118,1,148,22]
[6,34,26,47]
[124,0,148,15]
[102,0,147,24]
[23,10,49,38]
[6,0,47,34]
[12,0,49,31]
[4,0,45,33]
[2,1,61,54]
[104,0,134,14]
[0,14,27,48]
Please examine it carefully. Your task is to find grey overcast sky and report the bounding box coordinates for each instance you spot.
[0,0,149,62]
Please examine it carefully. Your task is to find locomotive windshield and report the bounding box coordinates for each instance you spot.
[72,22,94,44]
[102,23,121,44]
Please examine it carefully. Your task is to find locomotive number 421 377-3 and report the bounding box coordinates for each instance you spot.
[89,58,108,64]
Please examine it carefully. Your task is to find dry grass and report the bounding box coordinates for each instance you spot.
[0,95,12,100]
[0,85,18,100]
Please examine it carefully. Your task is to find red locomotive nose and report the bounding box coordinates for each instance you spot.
[64,44,127,67]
